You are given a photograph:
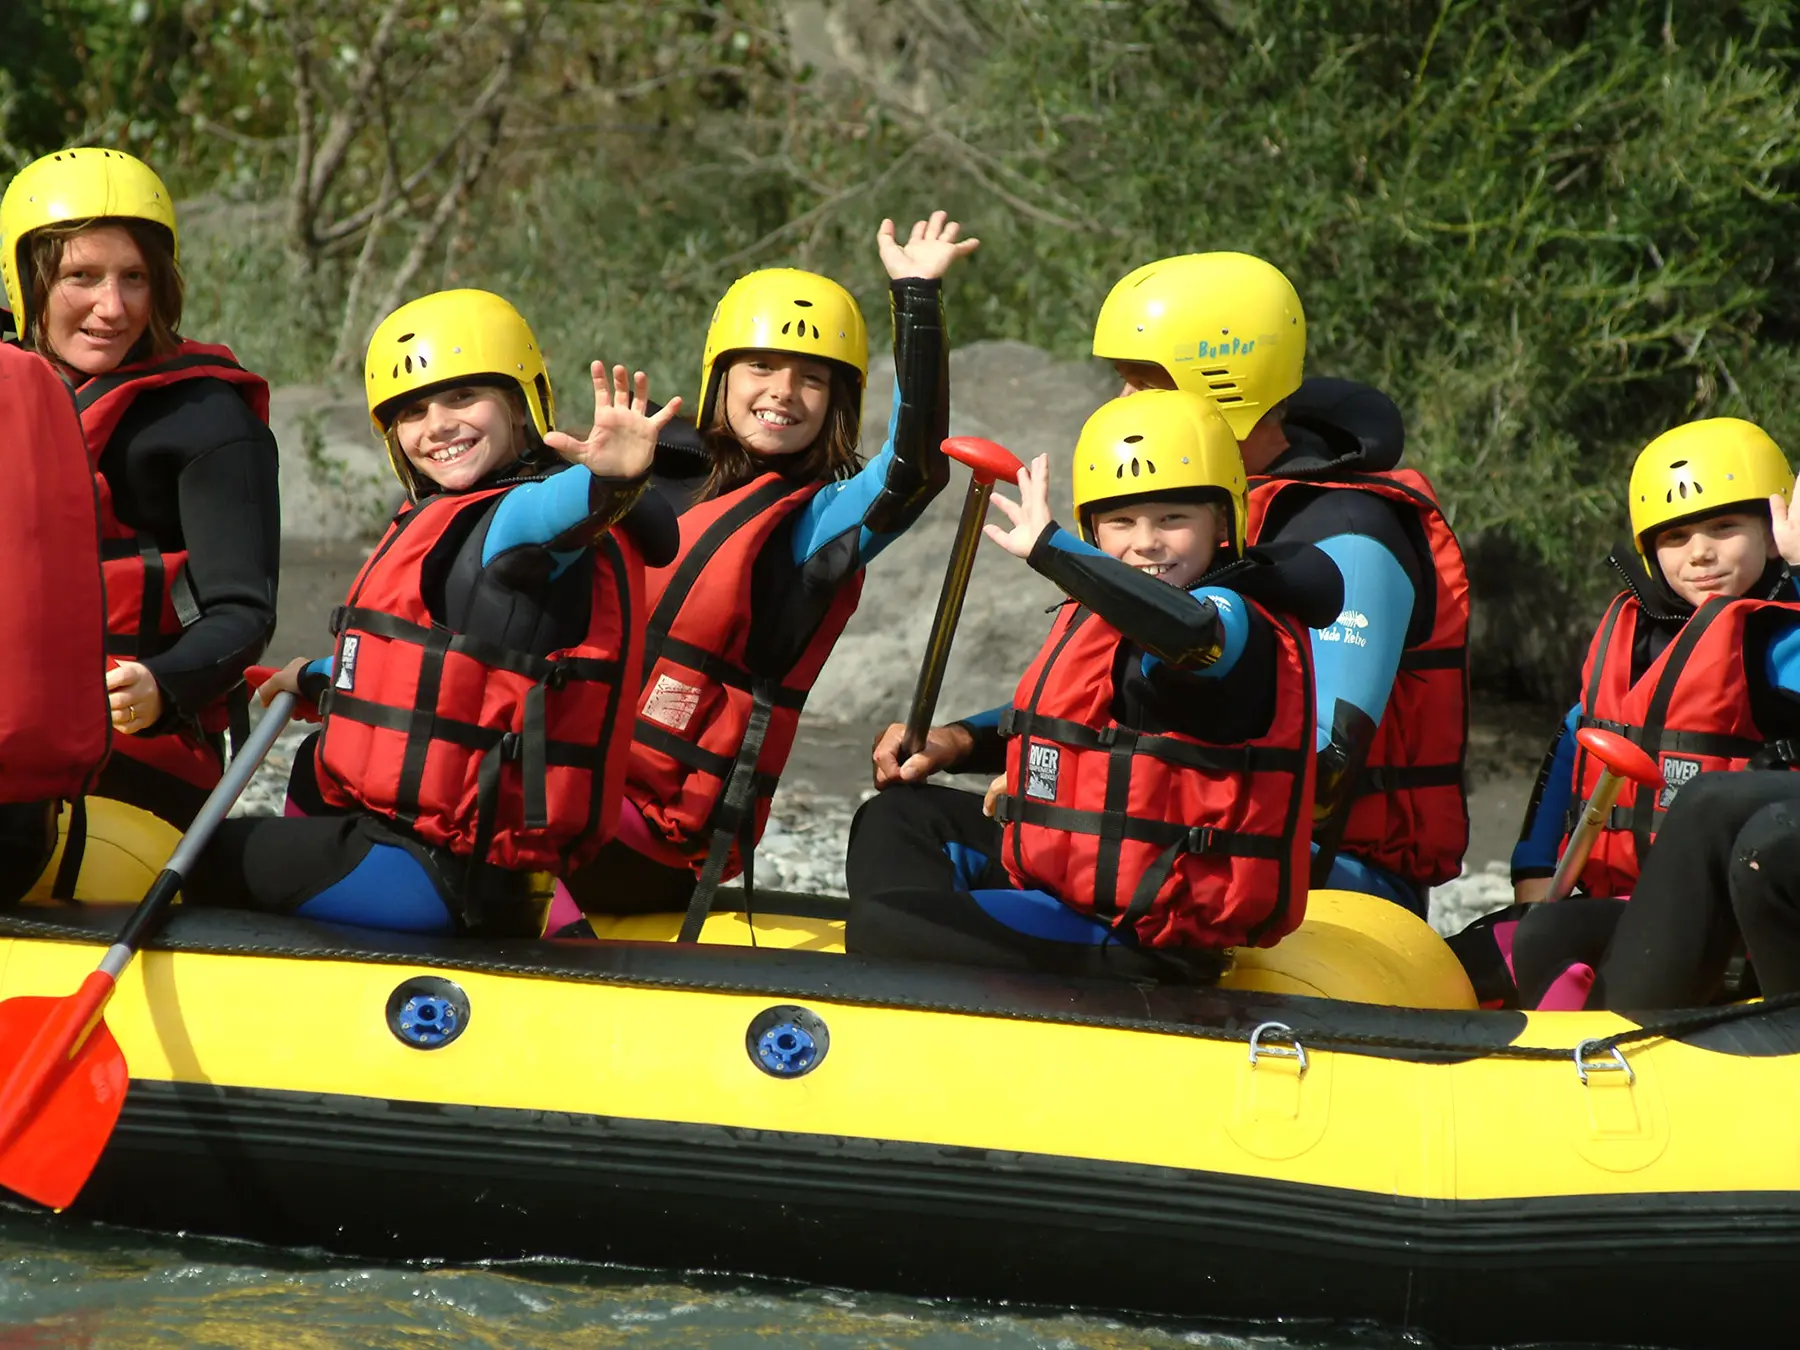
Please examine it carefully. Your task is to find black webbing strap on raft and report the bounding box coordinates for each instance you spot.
[49,798,86,902]
[677,678,778,944]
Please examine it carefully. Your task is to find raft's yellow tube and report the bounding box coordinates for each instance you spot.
[22,797,181,903]
[584,888,1478,1010]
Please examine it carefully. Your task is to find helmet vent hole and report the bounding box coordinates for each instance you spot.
[398,332,416,342]
[1216,395,1244,405]
[1200,367,1229,377]
[794,299,814,308]
[781,321,793,335]
[1123,434,1144,444]
[811,323,821,339]
[403,355,413,373]
[418,356,427,369]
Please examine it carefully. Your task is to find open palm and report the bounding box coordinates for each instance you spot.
[983,454,1053,560]
[543,362,681,481]
[878,210,981,281]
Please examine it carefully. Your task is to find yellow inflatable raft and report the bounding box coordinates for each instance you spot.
[3,801,1796,1350]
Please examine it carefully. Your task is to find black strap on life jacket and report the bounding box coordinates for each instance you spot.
[321,608,620,868]
[677,676,777,944]
[73,350,249,414]
[1000,608,1297,940]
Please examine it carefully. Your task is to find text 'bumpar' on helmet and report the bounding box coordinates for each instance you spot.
[1628,418,1793,575]
[364,289,553,497]
[0,147,177,328]
[1092,252,1305,440]
[1072,389,1249,552]
[697,268,869,429]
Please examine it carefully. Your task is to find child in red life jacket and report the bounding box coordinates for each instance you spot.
[1,148,279,830]
[1453,419,1800,1008]
[843,391,1344,980]
[556,211,979,927]
[183,290,679,936]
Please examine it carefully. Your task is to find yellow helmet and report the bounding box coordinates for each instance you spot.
[0,147,178,330]
[1071,390,1248,552]
[364,289,553,496]
[1628,418,1793,574]
[697,268,868,428]
[1092,252,1305,439]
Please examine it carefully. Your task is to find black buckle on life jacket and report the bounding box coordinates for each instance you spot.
[541,661,569,692]
[329,605,349,637]
[1764,737,1800,768]
[1093,726,1120,748]
[1184,825,1218,853]
[499,731,523,761]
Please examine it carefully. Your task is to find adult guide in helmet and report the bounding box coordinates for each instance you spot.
[181,289,678,937]
[556,210,979,929]
[1093,251,1470,915]
[846,392,1344,977]
[1,147,281,829]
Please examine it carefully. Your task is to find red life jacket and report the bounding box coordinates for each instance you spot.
[1569,592,1800,898]
[0,345,110,802]
[76,339,272,789]
[626,473,862,878]
[995,601,1317,951]
[315,487,645,873]
[1245,468,1471,887]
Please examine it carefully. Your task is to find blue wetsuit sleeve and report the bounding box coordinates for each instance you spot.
[956,704,1006,731]
[482,469,595,579]
[1511,704,1581,880]
[1763,615,1800,696]
[1308,532,1412,752]
[786,383,920,568]
[1140,586,1251,681]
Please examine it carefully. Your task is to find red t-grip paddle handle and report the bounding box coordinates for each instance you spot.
[1574,727,1663,789]
[941,436,1025,486]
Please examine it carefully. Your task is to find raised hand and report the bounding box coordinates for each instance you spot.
[1774,473,1800,567]
[543,362,681,481]
[877,210,981,281]
[981,453,1053,560]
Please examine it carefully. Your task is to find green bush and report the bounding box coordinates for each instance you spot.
[11,0,1800,606]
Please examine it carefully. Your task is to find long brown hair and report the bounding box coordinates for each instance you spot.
[700,359,863,499]
[23,217,183,365]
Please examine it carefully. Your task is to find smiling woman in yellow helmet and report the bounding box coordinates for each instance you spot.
[182,288,681,936]
[1086,251,1472,921]
[1,147,280,830]
[1474,421,1800,1009]
[841,390,1344,978]
[550,211,979,930]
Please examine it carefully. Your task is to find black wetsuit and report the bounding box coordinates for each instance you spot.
[90,374,281,824]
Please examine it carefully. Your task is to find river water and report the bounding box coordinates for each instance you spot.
[0,1210,1449,1350]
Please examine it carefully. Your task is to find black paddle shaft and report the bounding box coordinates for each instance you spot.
[901,479,996,760]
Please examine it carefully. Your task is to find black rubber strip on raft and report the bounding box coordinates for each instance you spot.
[8,902,1800,1062]
[69,1077,1800,1350]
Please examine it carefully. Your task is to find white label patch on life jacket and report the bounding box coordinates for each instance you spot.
[642,673,703,733]
[1025,742,1061,801]
[335,634,359,691]
[1657,754,1701,810]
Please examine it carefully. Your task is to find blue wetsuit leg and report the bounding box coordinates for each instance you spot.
[293,843,457,934]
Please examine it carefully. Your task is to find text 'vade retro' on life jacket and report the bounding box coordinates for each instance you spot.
[316,487,645,874]
[625,472,863,891]
[1245,468,1471,887]
[78,339,273,788]
[0,344,109,802]
[993,600,1318,951]
[1568,592,1800,899]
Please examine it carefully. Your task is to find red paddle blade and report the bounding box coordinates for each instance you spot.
[0,994,128,1211]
